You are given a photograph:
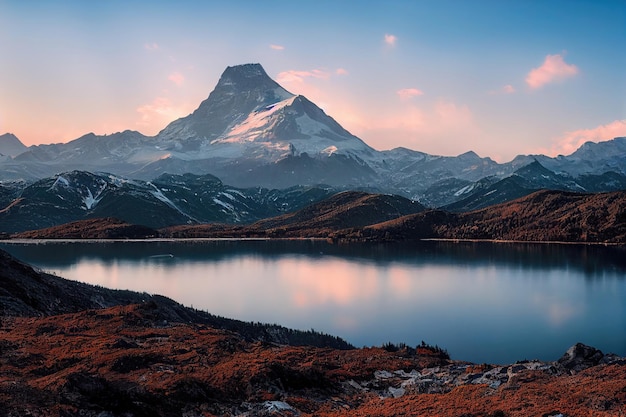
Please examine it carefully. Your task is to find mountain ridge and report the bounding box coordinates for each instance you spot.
[1,63,625,205]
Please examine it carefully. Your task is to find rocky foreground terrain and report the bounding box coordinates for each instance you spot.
[1,250,625,416]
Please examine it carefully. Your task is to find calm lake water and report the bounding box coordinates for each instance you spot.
[2,239,625,364]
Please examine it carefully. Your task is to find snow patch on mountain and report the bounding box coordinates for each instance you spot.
[149,183,197,222]
[322,146,338,156]
[50,176,70,190]
[454,184,475,197]
[217,96,295,143]
[83,184,106,210]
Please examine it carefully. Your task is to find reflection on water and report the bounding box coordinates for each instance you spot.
[1,240,625,364]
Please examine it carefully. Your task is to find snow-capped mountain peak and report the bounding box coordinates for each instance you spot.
[152,64,376,165]
[156,63,294,145]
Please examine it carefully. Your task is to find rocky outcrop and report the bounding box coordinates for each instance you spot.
[557,342,622,373]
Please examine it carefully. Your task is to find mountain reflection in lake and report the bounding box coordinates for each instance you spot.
[2,240,625,364]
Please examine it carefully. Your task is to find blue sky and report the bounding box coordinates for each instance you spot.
[1,0,624,161]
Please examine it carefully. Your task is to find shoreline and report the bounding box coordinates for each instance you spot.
[1,236,624,246]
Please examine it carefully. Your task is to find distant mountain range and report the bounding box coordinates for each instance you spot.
[0,170,337,234]
[1,63,625,234]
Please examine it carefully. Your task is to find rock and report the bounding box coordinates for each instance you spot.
[388,386,405,398]
[557,343,605,373]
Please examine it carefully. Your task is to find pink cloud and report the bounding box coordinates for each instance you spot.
[276,69,330,83]
[339,98,481,156]
[144,42,159,51]
[397,88,424,99]
[270,44,285,50]
[384,33,397,46]
[168,72,185,86]
[136,97,191,130]
[526,54,579,89]
[543,119,626,156]
[502,84,516,94]
[488,84,516,95]
[336,68,349,75]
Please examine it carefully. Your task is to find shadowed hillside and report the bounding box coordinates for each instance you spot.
[358,190,626,243]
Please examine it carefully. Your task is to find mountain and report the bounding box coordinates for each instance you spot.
[1,63,625,206]
[0,133,27,157]
[0,170,336,234]
[442,160,586,212]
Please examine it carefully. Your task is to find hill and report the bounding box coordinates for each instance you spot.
[359,190,626,243]
[12,218,158,239]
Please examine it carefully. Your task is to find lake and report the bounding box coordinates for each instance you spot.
[1,239,625,364]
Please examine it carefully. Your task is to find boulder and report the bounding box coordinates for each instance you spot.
[557,343,605,373]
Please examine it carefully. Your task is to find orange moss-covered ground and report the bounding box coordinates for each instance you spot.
[1,303,624,416]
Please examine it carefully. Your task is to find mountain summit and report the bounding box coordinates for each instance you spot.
[144,63,378,185]
[157,63,294,147]
[156,63,375,161]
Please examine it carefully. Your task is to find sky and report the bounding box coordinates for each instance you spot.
[1,0,625,162]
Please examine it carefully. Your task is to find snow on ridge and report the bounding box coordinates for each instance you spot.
[226,189,246,198]
[295,114,324,136]
[213,197,234,211]
[454,184,474,197]
[321,146,338,156]
[219,191,237,201]
[222,96,296,141]
[148,183,197,221]
[50,176,70,190]
[83,184,106,210]
[212,197,241,221]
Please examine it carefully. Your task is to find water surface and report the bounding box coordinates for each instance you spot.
[2,239,624,364]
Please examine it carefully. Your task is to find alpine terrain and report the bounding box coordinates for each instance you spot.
[1,63,626,234]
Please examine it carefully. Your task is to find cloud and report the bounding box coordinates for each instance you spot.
[336,68,349,75]
[168,72,185,86]
[136,97,191,129]
[526,54,579,89]
[489,84,516,95]
[270,44,285,50]
[502,84,516,94]
[543,119,626,156]
[384,33,397,46]
[338,97,481,156]
[397,88,424,99]
[276,69,330,83]
[144,42,159,51]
